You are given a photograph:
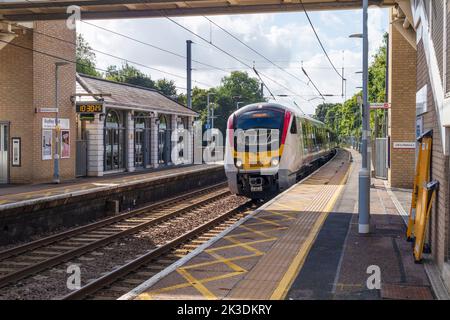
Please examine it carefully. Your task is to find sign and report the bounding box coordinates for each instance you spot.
[416,116,424,139]
[80,114,95,121]
[12,137,21,167]
[61,130,70,159]
[36,108,59,113]
[42,129,53,160]
[42,118,70,130]
[416,85,427,115]
[370,103,391,109]
[76,101,104,114]
[393,142,416,149]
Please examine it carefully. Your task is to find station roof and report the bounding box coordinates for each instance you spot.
[0,0,397,21]
[77,73,198,117]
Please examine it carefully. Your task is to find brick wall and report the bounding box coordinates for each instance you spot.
[0,21,76,184]
[0,28,34,183]
[388,18,417,189]
[417,37,449,269]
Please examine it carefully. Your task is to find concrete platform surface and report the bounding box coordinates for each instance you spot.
[122,149,434,300]
[122,149,352,300]
[0,164,220,209]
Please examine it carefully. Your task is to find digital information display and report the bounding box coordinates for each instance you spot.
[76,102,104,114]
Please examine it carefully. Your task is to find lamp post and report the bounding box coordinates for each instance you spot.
[359,0,370,233]
[206,93,215,129]
[53,61,69,184]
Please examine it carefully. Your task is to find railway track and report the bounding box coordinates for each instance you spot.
[0,183,231,290]
[63,200,255,300]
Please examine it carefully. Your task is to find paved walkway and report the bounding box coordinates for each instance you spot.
[289,150,433,300]
[0,165,219,208]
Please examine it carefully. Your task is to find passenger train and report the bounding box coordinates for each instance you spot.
[224,103,338,198]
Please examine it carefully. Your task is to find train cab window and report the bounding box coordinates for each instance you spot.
[290,116,298,134]
[235,109,284,131]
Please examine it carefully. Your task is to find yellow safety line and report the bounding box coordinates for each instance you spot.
[269,161,352,300]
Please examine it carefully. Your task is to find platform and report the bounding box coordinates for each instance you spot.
[0,165,222,209]
[120,149,435,300]
[0,164,225,245]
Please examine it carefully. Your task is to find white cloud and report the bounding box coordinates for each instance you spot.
[78,9,388,115]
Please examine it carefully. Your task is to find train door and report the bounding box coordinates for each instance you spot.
[0,123,9,184]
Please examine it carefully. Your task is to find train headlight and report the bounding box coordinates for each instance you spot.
[235,160,243,168]
[271,158,280,167]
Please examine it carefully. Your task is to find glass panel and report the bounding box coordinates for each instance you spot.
[105,129,112,171]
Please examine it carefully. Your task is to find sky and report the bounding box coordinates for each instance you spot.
[78,7,388,115]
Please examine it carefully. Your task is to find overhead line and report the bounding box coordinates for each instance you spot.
[0,38,192,93]
[203,16,310,87]
[13,23,210,88]
[299,0,344,81]
[81,21,230,74]
[165,16,312,104]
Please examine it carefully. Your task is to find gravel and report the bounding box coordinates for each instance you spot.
[0,195,249,300]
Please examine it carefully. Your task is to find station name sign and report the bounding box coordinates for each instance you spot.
[393,142,416,149]
[76,101,104,114]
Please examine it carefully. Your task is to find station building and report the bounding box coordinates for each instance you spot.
[0,21,196,185]
[75,74,197,178]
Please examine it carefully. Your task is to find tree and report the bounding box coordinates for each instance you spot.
[76,34,101,77]
[155,78,177,97]
[314,33,387,141]
[105,62,155,89]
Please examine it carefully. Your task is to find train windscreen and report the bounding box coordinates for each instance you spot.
[235,109,284,131]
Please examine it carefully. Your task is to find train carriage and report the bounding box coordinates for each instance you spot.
[225,103,337,198]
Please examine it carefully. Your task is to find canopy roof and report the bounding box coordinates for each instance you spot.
[0,0,396,21]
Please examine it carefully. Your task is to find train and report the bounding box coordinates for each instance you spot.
[224,102,338,198]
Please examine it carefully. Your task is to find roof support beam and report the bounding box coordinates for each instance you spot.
[1,1,393,22]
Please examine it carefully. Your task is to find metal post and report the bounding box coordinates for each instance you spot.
[207,93,210,128]
[211,105,215,130]
[359,0,370,234]
[186,40,192,109]
[53,64,60,184]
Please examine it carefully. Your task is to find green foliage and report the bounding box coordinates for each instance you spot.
[75,36,264,123]
[189,71,264,133]
[76,34,101,77]
[315,34,388,140]
[105,63,156,89]
[155,79,177,97]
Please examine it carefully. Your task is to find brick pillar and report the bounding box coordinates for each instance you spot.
[151,114,159,168]
[388,13,417,189]
[86,113,103,177]
[126,111,135,173]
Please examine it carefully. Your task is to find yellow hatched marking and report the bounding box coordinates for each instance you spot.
[206,238,276,253]
[176,268,217,300]
[270,160,352,300]
[137,271,244,300]
[252,216,282,227]
[182,252,261,270]
[265,210,297,219]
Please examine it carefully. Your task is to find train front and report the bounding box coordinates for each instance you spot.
[224,103,291,199]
